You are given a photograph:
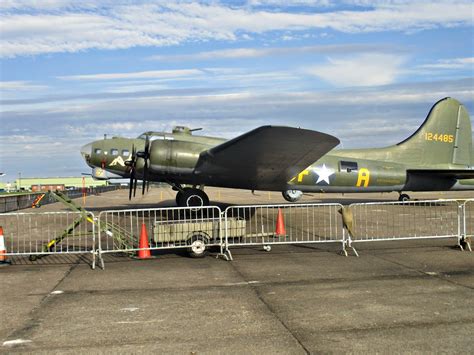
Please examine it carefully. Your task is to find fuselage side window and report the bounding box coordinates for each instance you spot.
[111,149,119,156]
[122,149,130,156]
[94,148,102,155]
[340,161,358,173]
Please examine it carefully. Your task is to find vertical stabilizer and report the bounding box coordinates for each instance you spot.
[395,97,472,167]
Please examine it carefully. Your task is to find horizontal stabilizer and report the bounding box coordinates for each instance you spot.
[195,125,340,190]
[408,169,474,180]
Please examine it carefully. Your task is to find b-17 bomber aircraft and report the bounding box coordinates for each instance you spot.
[80,97,474,207]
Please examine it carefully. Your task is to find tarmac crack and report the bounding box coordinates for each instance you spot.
[320,317,474,335]
[370,253,474,291]
[228,262,311,355]
[2,261,81,346]
[20,270,474,298]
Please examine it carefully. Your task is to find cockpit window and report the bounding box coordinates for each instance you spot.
[111,149,118,156]
[94,148,102,154]
[340,161,358,173]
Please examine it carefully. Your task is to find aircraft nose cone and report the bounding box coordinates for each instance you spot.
[80,143,92,160]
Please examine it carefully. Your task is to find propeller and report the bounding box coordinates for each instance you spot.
[139,134,151,196]
[126,135,152,200]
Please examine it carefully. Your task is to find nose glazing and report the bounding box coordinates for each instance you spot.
[80,143,92,160]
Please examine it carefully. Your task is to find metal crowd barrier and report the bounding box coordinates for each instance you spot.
[0,186,121,213]
[2,199,472,270]
[462,200,473,251]
[96,206,224,268]
[348,200,463,249]
[0,211,97,267]
[0,193,42,213]
[222,203,346,260]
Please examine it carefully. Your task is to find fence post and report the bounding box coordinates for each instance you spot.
[460,201,472,252]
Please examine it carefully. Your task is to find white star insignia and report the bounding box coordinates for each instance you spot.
[313,164,335,184]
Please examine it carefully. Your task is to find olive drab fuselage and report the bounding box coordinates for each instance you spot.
[81,98,474,195]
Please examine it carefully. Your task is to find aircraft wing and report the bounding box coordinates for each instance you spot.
[407,169,474,180]
[194,125,340,190]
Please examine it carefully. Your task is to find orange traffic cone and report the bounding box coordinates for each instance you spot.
[138,223,151,259]
[275,208,286,236]
[0,226,7,263]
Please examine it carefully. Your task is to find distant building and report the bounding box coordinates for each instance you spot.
[15,176,108,191]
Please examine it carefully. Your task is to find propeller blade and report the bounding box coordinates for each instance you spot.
[142,158,148,195]
[128,167,134,200]
[133,177,137,197]
[141,134,151,196]
[128,144,137,200]
[145,134,150,156]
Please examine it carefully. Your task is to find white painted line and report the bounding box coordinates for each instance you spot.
[223,282,249,286]
[115,320,164,324]
[120,307,139,312]
[224,281,261,286]
[3,339,32,347]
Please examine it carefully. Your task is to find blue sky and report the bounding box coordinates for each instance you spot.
[0,0,473,179]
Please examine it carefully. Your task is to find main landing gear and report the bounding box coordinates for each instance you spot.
[173,185,210,208]
[282,189,303,203]
[398,193,410,202]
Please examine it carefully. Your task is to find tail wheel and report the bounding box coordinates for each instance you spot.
[398,193,410,202]
[187,234,209,258]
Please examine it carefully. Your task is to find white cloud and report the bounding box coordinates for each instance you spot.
[306,54,407,87]
[150,48,270,61]
[418,57,474,70]
[104,84,169,94]
[57,69,203,81]
[1,77,473,177]
[247,0,333,6]
[147,43,398,61]
[0,80,48,91]
[0,1,472,57]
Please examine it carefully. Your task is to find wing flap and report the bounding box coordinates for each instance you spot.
[195,126,339,190]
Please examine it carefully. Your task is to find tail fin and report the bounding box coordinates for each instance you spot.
[395,97,472,167]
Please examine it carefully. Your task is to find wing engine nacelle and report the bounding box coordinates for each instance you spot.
[282,189,303,202]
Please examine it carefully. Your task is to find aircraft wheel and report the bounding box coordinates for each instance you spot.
[282,190,303,202]
[175,191,183,205]
[187,234,209,258]
[398,193,410,202]
[179,188,210,208]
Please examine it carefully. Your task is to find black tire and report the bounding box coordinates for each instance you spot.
[282,190,303,203]
[398,193,410,202]
[187,234,209,258]
[175,191,183,206]
[179,188,209,208]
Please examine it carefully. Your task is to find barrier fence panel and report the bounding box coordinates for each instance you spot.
[0,186,121,213]
[97,206,223,267]
[349,200,462,246]
[462,200,474,251]
[223,203,345,259]
[0,211,96,267]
